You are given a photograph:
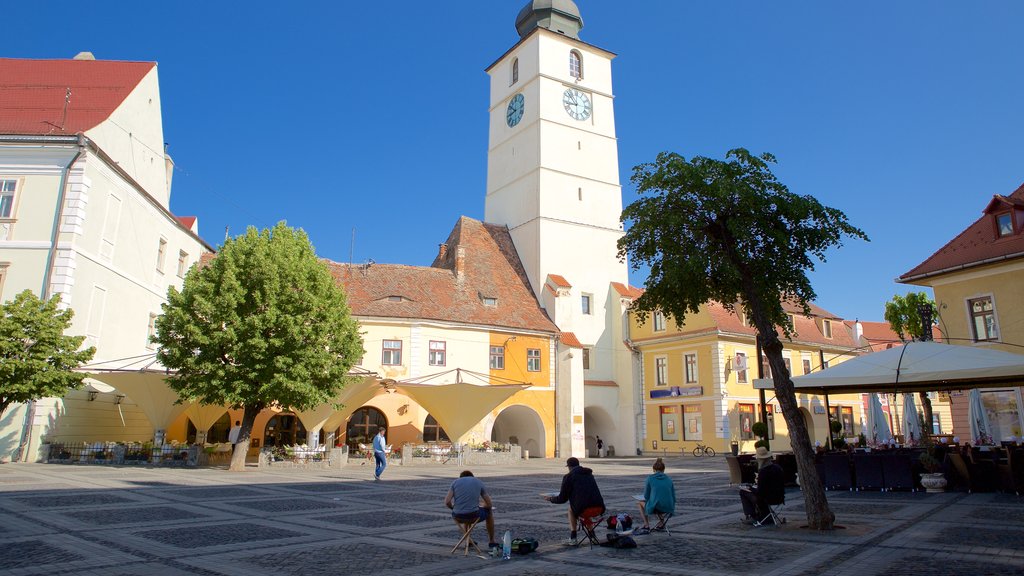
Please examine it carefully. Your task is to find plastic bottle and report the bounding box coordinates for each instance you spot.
[502,530,512,560]
[615,516,623,535]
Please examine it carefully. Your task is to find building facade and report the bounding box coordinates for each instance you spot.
[900,183,1024,442]
[0,54,213,461]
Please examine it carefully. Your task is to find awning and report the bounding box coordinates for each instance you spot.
[753,341,1024,394]
[87,370,188,432]
[394,381,528,443]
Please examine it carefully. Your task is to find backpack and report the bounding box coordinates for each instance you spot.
[600,533,637,549]
[511,537,539,554]
[606,513,633,531]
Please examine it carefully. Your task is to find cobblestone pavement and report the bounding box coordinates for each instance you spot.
[1,457,1022,575]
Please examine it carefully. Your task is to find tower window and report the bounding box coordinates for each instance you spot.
[511,58,519,85]
[569,50,583,80]
[156,238,167,273]
[581,293,592,315]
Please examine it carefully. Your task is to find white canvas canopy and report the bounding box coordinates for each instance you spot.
[753,341,1024,394]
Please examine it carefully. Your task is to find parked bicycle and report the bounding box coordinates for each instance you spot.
[692,443,716,457]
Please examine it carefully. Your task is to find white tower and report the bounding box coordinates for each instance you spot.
[485,1,634,458]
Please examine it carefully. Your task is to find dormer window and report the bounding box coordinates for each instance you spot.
[387,295,403,302]
[569,50,582,80]
[996,212,1013,237]
[482,296,498,307]
[822,319,833,339]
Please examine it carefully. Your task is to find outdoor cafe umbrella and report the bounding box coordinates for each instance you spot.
[968,388,993,445]
[867,393,893,445]
[902,393,922,445]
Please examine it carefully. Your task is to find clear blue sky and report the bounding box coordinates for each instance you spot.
[8,1,1024,322]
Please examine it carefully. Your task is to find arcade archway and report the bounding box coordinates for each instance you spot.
[490,405,545,458]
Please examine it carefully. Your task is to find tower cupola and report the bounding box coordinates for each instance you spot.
[515,0,583,39]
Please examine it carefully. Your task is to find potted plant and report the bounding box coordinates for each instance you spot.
[751,421,769,449]
[918,447,947,493]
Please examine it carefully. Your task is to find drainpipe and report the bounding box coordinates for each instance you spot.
[17,135,85,463]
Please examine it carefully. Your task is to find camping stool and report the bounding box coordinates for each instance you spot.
[753,497,785,527]
[652,512,673,535]
[576,506,607,549]
[450,516,483,556]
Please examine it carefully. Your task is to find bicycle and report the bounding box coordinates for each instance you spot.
[692,443,716,457]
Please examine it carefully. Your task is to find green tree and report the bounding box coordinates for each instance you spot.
[884,291,938,436]
[154,223,364,471]
[0,290,95,419]
[619,149,868,530]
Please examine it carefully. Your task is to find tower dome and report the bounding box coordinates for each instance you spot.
[515,0,583,40]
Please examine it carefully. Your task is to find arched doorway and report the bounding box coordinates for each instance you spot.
[799,407,815,446]
[264,413,307,447]
[584,405,617,457]
[490,405,545,458]
[423,414,449,443]
[346,407,388,451]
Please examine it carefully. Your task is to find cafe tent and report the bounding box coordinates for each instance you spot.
[753,341,1024,394]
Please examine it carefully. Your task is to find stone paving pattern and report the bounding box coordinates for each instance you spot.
[1,457,1022,575]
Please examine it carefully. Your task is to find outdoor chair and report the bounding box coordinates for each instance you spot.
[1010,449,1024,495]
[450,515,484,557]
[753,491,785,527]
[853,453,884,491]
[823,452,853,491]
[775,453,799,487]
[575,506,607,549]
[651,512,673,535]
[880,452,915,491]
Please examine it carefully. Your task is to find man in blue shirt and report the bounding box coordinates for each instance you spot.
[372,426,387,481]
[445,470,498,549]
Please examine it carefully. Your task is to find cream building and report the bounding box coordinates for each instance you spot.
[0,54,213,461]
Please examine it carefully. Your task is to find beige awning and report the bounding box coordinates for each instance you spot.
[314,376,388,432]
[394,381,528,443]
[184,403,230,432]
[87,370,188,432]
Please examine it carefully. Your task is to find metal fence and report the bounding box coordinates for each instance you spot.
[45,442,200,467]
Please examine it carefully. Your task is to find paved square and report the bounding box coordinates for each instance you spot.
[0,457,1021,575]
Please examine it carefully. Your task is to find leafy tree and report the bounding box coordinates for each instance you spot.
[619,149,867,530]
[0,290,95,418]
[154,223,364,471]
[884,291,938,434]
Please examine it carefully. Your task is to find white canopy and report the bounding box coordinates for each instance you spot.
[754,341,1024,394]
[87,370,188,432]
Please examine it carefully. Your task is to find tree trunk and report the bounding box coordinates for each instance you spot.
[759,328,835,530]
[229,405,261,472]
[918,391,934,439]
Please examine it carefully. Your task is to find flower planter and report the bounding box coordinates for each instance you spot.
[920,472,947,493]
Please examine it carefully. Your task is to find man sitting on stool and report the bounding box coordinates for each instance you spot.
[739,446,784,525]
[445,470,498,550]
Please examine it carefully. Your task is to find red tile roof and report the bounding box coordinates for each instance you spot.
[558,332,583,348]
[611,281,643,299]
[900,183,1024,281]
[176,216,196,230]
[843,320,943,352]
[547,274,572,288]
[706,301,858,348]
[330,216,557,334]
[0,58,154,135]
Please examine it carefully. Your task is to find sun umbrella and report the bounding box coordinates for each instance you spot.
[968,388,993,445]
[902,393,922,445]
[867,393,893,445]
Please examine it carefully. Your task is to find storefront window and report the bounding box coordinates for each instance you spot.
[660,406,679,441]
[739,404,754,440]
[683,404,702,441]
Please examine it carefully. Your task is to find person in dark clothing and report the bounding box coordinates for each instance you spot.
[543,457,605,545]
[740,446,785,524]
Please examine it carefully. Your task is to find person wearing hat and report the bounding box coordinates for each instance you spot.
[739,446,785,524]
[543,457,605,545]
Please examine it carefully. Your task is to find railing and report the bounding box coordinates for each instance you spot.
[45,442,200,466]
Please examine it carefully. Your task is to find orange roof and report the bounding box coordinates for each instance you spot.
[0,57,154,135]
[547,274,572,288]
[706,301,858,348]
[611,281,643,299]
[845,320,943,352]
[331,216,557,334]
[900,183,1024,281]
[558,332,583,348]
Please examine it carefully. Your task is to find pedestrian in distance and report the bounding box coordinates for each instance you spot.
[372,426,387,481]
[228,421,241,445]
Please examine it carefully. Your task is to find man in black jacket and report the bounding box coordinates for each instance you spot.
[544,457,605,545]
[740,447,785,524]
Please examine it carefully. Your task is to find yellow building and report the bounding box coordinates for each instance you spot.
[628,300,864,455]
[899,183,1024,441]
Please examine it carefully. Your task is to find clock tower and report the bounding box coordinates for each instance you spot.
[485,1,634,459]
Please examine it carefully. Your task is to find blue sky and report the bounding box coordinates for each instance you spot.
[8,1,1024,323]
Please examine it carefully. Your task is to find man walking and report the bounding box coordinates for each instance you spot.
[372,426,387,481]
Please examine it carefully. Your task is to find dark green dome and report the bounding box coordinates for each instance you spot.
[515,0,583,40]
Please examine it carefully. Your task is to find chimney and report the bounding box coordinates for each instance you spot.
[438,243,448,260]
[164,148,174,199]
[853,320,863,345]
[455,246,466,280]
[73,51,96,60]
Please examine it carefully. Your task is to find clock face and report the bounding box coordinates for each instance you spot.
[562,88,592,121]
[506,93,525,127]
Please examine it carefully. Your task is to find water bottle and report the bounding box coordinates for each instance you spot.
[502,530,512,560]
[615,516,623,535]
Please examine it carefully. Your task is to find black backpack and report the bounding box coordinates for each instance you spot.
[511,537,539,554]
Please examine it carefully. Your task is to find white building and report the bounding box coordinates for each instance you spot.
[484,1,640,458]
[0,54,213,461]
